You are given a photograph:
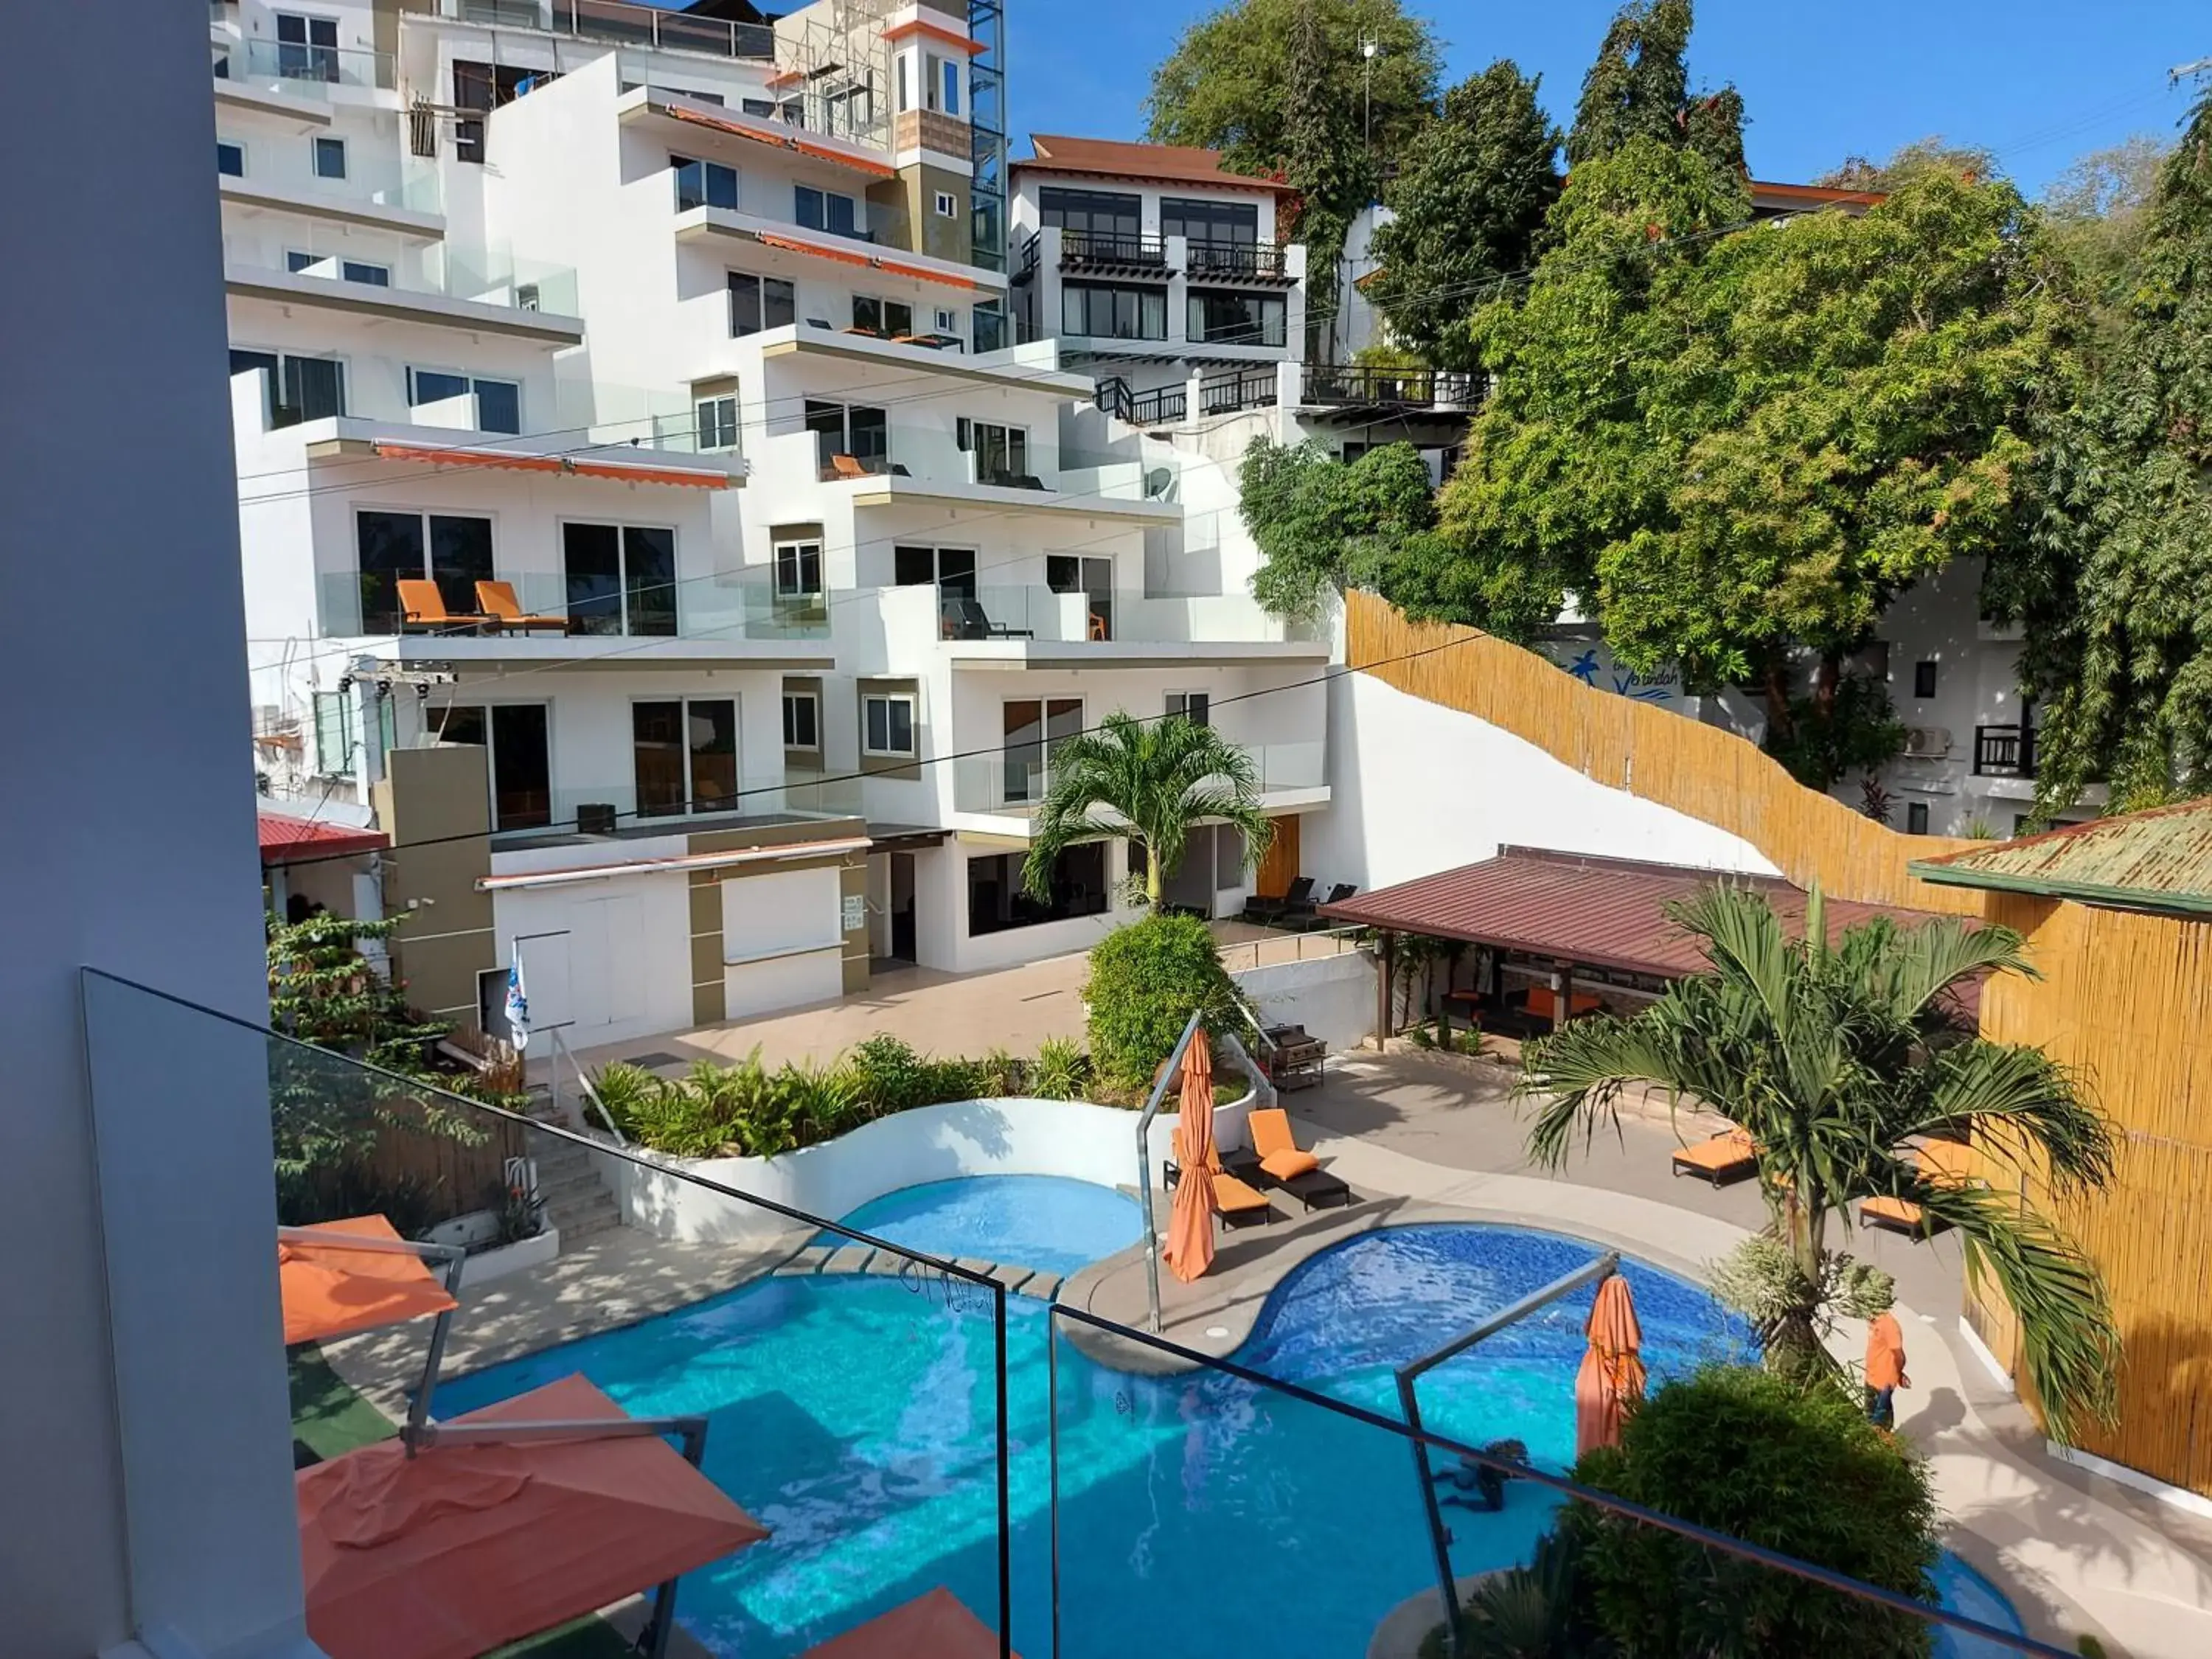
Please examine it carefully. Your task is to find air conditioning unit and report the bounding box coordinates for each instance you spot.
[576,802,618,836]
[1902,726,1952,759]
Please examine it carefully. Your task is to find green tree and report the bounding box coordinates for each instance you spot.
[1239,436,1436,619]
[1022,712,1276,910]
[268,910,448,1069]
[1566,0,1744,173]
[1366,61,1560,368]
[1518,886,2120,1439]
[1083,912,1242,1091]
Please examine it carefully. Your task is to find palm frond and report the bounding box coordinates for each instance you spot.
[1519,1013,1707,1168]
[1668,886,1792,1023]
[1907,1043,2114,1191]
[1871,915,2037,1022]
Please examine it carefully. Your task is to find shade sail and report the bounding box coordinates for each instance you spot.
[299,1374,768,1659]
[1573,1275,1646,1458]
[799,1587,1014,1659]
[279,1215,459,1346]
[1161,1041,1217,1284]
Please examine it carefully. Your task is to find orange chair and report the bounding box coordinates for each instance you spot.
[1168,1150,1273,1228]
[395,579,490,633]
[828,453,872,480]
[1859,1139,1975,1234]
[1245,1108,1352,1209]
[1670,1127,1759,1186]
[476,580,569,633]
[1524,986,1604,1023]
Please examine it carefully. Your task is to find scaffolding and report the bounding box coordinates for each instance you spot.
[769,0,897,151]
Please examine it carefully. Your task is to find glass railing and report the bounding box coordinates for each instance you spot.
[527,773,864,833]
[951,740,1323,815]
[432,0,774,60]
[223,36,396,94]
[313,571,830,643]
[934,587,1321,647]
[231,243,578,319]
[552,380,731,455]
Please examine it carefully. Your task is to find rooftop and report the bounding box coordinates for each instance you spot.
[257,812,388,866]
[1014,133,1298,195]
[1911,798,2212,916]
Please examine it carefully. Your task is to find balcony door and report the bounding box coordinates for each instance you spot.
[1048,554,1113,640]
[355,509,491,633]
[1003,697,1080,806]
[633,697,737,817]
[563,522,677,637]
[430,703,551,832]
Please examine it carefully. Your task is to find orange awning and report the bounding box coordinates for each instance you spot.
[800,1587,1013,1658]
[279,1216,458,1346]
[759,229,874,270]
[369,442,734,490]
[664,100,899,178]
[875,257,979,291]
[299,1374,768,1659]
[1573,1274,1646,1458]
[1161,1041,1217,1284]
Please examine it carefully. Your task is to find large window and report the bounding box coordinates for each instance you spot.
[968,844,1107,937]
[1003,696,1081,804]
[956,418,1028,485]
[1048,554,1113,640]
[407,367,520,434]
[276,12,338,82]
[728,271,796,337]
[851,295,914,336]
[1188,288,1286,348]
[562,522,677,637]
[1161,196,1257,245]
[1037,187,1141,237]
[229,349,343,428]
[804,400,888,472]
[431,703,552,832]
[1063,282,1166,341]
[971,299,1006,354]
[633,698,737,817]
[863,693,917,757]
[796,185,862,238]
[773,538,823,599]
[354,509,491,633]
[671,153,739,212]
[894,544,978,606]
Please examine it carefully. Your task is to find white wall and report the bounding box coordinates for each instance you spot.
[493,866,695,1048]
[4,0,313,1650]
[598,1096,1184,1245]
[1304,670,1781,894]
[1234,952,1376,1053]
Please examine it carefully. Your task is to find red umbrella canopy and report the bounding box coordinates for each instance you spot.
[1573,1274,1647,1458]
[798,1586,1016,1658]
[1162,1040,1218,1283]
[279,1215,458,1346]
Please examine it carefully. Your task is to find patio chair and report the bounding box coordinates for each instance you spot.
[1670,1126,1759,1186]
[1858,1138,1974,1234]
[828,453,873,481]
[1245,1108,1351,1211]
[1165,1152,1273,1228]
[1287,882,1357,931]
[475,580,568,634]
[939,596,1034,641]
[395,579,490,634]
[1244,875,1314,926]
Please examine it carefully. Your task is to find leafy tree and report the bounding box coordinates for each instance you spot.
[1083,912,1241,1091]
[1818,136,1999,193]
[2041,134,2167,334]
[1566,0,1744,173]
[1763,672,1907,791]
[1022,712,1276,910]
[1518,886,2121,1439]
[1366,61,1561,368]
[1239,436,1436,619]
[1559,1366,1941,1657]
[268,910,447,1067]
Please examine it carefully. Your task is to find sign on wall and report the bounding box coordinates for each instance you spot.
[842,893,866,933]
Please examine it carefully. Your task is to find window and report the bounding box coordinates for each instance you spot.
[773,539,823,599]
[313,136,347,180]
[742,97,776,117]
[562,523,678,637]
[276,12,338,82]
[1003,697,1081,804]
[354,510,493,633]
[1187,288,1285,347]
[1160,196,1258,246]
[804,400,887,471]
[728,271,796,337]
[937,56,961,116]
[894,544,977,599]
[935,307,959,334]
[431,703,552,832]
[695,394,738,451]
[957,419,1028,484]
[971,299,1006,354]
[217,141,244,178]
[1913,660,1938,699]
[1906,801,1930,835]
[229,349,344,428]
[1063,282,1166,341]
[408,368,521,434]
[633,698,737,817]
[671,153,738,212]
[782,689,820,750]
[851,296,914,337]
[1167,692,1210,727]
[863,693,917,757]
[452,60,529,164]
[896,52,911,112]
[796,185,860,238]
[292,251,389,286]
[311,689,356,776]
[1047,555,1113,639]
[935,189,958,218]
[1340,441,1371,463]
[969,844,1107,936]
[1037,187,1141,238]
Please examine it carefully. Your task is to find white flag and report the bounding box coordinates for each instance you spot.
[504,950,530,1055]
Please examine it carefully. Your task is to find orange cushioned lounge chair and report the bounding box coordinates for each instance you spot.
[1199,1150,1273,1228]
[1859,1138,1974,1234]
[395,578,490,633]
[1670,1126,1759,1186]
[1245,1107,1353,1211]
[475,580,569,634]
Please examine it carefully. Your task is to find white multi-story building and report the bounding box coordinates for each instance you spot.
[216,0,1332,1044]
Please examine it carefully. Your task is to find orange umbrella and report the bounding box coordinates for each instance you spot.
[298,1373,768,1659]
[1160,1039,1218,1284]
[799,1587,1015,1658]
[279,1214,459,1346]
[1573,1274,1646,1458]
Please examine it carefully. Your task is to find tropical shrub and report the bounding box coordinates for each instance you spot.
[1083,912,1241,1091]
[1031,1038,1091,1100]
[1557,1366,1940,1658]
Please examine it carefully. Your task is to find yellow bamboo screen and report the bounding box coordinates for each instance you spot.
[1344,591,1986,914]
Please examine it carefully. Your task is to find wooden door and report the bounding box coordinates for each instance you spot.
[1254,813,1299,899]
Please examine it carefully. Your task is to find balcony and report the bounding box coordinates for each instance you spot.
[428,0,774,59]
[1183,239,1293,284]
[212,38,394,118]
[512,773,864,841]
[953,740,1326,818]
[919,585,1327,666]
[1973,724,2037,779]
[1299,364,1481,420]
[1056,229,1172,276]
[223,244,583,341]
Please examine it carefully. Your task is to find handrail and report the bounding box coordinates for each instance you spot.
[549,1026,622,1144]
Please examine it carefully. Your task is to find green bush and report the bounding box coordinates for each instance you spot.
[1557,1366,1940,1658]
[1083,913,1239,1091]
[1032,1038,1091,1099]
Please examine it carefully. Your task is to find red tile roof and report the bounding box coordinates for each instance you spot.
[258,811,389,866]
[1013,133,1297,194]
[1320,846,1952,981]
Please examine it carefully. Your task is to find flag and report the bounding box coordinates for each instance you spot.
[504,950,529,1054]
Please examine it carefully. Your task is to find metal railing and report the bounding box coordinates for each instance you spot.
[1199,366,1279,416]
[1060,229,1172,269]
[1184,239,1290,281]
[434,0,776,59]
[1094,376,1187,426]
[1301,364,1480,410]
[1973,724,2036,779]
[1217,923,1364,975]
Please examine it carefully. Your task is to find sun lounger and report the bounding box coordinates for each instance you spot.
[828,453,874,480]
[395,578,490,633]
[1246,1108,1352,1210]
[1166,1155,1274,1228]
[1244,876,1314,926]
[1670,1127,1759,1186]
[1859,1139,1974,1234]
[1287,882,1357,931]
[475,580,568,633]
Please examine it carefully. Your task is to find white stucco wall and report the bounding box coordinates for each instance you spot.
[1234,951,1376,1053]
[1303,669,1781,894]
[593,1096,1186,1245]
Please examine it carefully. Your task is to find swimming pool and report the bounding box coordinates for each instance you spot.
[434,1220,2023,1657]
[812,1175,1142,1278]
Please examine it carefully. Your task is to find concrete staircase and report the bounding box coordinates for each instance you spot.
[526,1099,623,1244]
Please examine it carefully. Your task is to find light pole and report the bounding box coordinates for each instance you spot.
[1362,35,1378,158]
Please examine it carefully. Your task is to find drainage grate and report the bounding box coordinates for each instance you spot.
[622,1050,686,1072]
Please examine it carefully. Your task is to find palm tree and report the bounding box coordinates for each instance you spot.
[1022,712,1276,908]
[1518,885,2121,1438]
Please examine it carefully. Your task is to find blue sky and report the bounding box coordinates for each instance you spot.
[1007,0,2212,197]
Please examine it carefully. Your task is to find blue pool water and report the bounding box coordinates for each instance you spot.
[435,1218,2022,1658]
[813,1175,1141,1278]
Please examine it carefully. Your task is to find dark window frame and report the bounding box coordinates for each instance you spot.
[728,270,796,337]
[967,843,1107,936]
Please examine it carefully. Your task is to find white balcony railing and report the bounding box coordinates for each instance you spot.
[952,741,1324,815]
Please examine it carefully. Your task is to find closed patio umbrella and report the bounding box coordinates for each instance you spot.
[1573,1273,1646,1458]
[1160,1039,1218,1284]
